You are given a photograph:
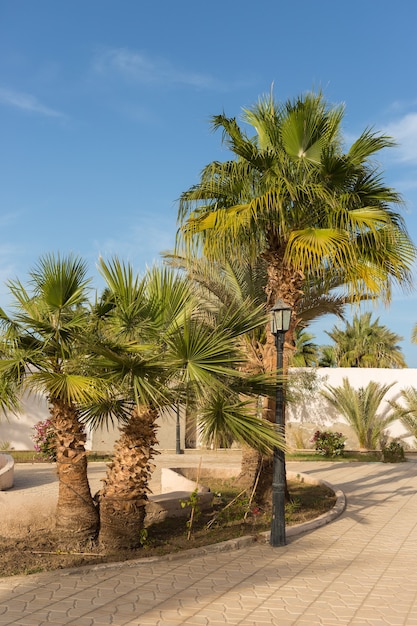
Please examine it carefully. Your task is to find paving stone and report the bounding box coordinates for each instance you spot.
[3,459,417,625]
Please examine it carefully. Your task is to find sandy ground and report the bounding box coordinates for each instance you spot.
[0,450,242,536]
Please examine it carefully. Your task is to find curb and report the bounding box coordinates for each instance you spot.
[59,471,346,577]
[0,472,346,585]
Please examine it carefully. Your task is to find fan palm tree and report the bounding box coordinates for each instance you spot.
[326,311,406,368]
[89,259,283,549]
[321,378,396,449]
[176,91,415,503]
[0,254,109,541]
[177,91,415,376]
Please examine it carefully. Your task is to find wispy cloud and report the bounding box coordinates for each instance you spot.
[93,47,217,89]
[0,87,65,118]
[385,112,417,164]
[92,214,176,272]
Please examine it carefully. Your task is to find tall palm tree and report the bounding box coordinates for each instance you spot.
[176,91,415,502]
[89,259,282,549]
[0,254,108,541]
[177,91,415,376]
[326,311,406,368]
[321,378,396,449]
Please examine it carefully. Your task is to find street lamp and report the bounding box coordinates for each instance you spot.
[270,297,292,547]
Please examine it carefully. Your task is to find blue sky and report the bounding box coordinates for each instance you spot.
[1,0,417,364]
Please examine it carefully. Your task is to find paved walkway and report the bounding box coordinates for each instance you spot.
[1,457,417,625]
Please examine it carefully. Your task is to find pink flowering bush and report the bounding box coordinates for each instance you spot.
[32,418,57,462]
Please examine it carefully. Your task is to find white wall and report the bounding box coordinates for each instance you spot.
[0,397,186,453]
[2,368,416,451]
[0,391,49,450]
[91,406,186,453]
[286,367,417,449]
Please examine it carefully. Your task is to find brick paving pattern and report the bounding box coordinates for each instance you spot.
[1,459,417,625]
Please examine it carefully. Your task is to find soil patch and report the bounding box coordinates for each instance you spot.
[0,479,336,578]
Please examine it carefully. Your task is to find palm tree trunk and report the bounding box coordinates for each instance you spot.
[236,395,290,504]
[98,406,159,550]
[52,399,99,541]
[242,254,303,503]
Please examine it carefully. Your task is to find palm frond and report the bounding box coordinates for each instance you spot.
[25,372,106,405]
[197,393,286,454]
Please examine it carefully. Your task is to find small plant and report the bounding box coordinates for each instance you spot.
[180,487,201,540]
[0,440,11,451]
[139,528,149,547]
[180,457,202,540]
[311,430,346,457]
[207,488,250,529]
[32,419,57,462]
[382,440,405,463]
[285,498,301,523]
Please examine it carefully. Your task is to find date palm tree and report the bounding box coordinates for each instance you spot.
[165,252,354,497]
[318,345,338,368]
[0,254,108,541]
[89,259,282,549]
[321,378,396,449]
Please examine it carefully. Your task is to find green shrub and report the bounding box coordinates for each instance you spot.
[311,430,346,457]
[382,440,405,463]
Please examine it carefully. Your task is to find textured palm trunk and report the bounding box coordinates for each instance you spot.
[98,406,159,550]
[52,399,99,541]
[236,253,304,503]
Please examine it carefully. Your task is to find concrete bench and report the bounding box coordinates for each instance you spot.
[144,467,214,526]
[0,453,14,490]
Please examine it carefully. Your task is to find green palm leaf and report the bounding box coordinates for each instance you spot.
[197,393,286,454]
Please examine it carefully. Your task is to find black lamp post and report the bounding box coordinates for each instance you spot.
[270,297,292,547]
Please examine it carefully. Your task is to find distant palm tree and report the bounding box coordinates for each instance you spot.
[326,312,406,368]
[291,328,319,367]
[321,378,396,449]
[318,345,337,368]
